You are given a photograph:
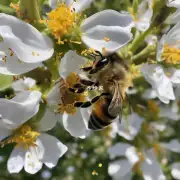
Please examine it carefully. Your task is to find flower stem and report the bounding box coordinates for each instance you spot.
[20,0,41,21]
[0,4,15,15]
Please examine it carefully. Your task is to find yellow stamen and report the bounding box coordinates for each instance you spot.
[1,125,40,149]
[46,2,76,39]
[81,48,96,56]
[57,72,87,115]
[2,56,7,63]
[162,44,180,64]
[132,152,144,175]
[98,163,102,167]
[104,37,110,42]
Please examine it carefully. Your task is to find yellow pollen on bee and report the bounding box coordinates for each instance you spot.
[0,125,40,149]
[57,72,87,115]
[46,2,76,39]
[104,37,110,42]
[161,44,180,64]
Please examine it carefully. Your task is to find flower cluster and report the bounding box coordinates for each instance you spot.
[0,0,180,179]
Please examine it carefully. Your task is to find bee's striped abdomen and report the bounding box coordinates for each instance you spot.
[88,97,117,131]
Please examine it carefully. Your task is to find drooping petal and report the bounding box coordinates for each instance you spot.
[0,14,54,63]
[118,113,144,140]
[0,43,41,75]
[161,139,180,153]
[82,26,132,54]
[140,149,166,180]
[0,91,41,129]
[38,108,58,132]
[81,10,133,31]
[108,159,133,179]
[81,10,133,53]
[62,109,90,138]
[39,133,68,168]
[171,163,180,180]
[142,88,157,99]
[59,50,85,79]
[7,146,25,173]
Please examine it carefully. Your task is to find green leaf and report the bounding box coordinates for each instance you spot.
[0,74,13,90]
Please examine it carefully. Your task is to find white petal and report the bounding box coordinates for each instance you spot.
[7,146,25,173]
[125,146,139,165]
[0,121,11,140]
[169,68,180,84]
[82,26,132,54]
[62,109,89,138]
[140,149,166,180]
[24,78,36,89]
[108,143,133,159]
[136,8,153,32]
[24,147,43,174]
[59,50,85,79]
[0,43,41,75]
[38,108,58,131]
[0,14,54,63]
[81,10,133,31]
[49,0,58,9]
[161,139,180,153]
[167,0,180,7]
[118,113,144,140]
[47,81,62,106]
[156,34,166,61]
[72,0,94,13]
[166,9,180,24]
[171,163,180,180]
[12,79,29,93]
[0,91,41,129]
[39,133,68,168]
[108,159,133,179]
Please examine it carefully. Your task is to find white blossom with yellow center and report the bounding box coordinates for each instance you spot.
[141,63,180,104]
[157,22,180,64]
[47,50,91,139]
[0,14,54,75]
[108,143,166,180]
[0,91,67,174]
[129,0,153,32]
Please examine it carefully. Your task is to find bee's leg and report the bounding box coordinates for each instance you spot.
[68,80,99,94]
[74,92,110,108]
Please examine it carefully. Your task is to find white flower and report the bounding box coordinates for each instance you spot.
[0,91,67,174]
[157,22,180,64]
[47,50,90,138]
[167,0,180,8]
[112,113,144,140]
[159,101,180,121]
[161,139,180,153]
[108,143,165,180]
[171,163,180,180]
[108,143,139,179]
[11,77,36,94]
[141,63,180,103]
[130,0,153,32]
[0,14,54,75]
[81,10,133,54]
[49,0,94,13]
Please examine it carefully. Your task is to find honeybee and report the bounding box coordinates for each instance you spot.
[71,52,132,131]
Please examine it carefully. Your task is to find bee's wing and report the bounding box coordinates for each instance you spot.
[108,82,123,123]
